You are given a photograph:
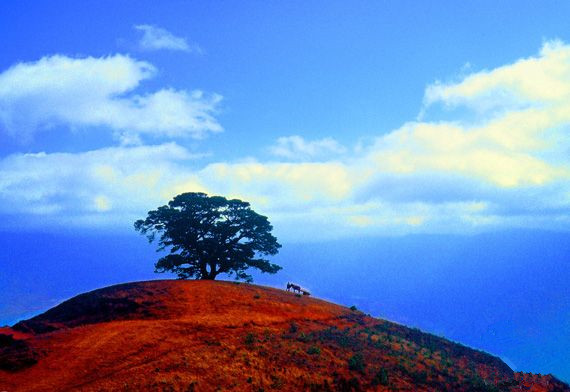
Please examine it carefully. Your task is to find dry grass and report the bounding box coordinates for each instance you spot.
[0,280,567,392]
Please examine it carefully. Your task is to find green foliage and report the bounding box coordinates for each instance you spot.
[349,305,358,311]
[347,353,366,372]
[372,368,389,386]
[307,345,321,355]
[289,322,298,333]
[316,326,359,349]
[134,192,282,281]
[245,332,256,348]
[270,375,284,389]
[466,375,501,392]
[411,370,427,384]
[297,332,310,343]
[334,376,361,391]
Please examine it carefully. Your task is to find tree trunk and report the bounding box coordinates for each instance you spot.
[201,263,217,280]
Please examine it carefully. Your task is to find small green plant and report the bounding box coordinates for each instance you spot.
[467,375,501,392]
[372,368,389,386]
[289,322,298,333]
[347,353,365,372]
[245,332,256,347]
[270,375,284,388]
[307,345,321,355]
[295,293,302,298]
[253,294,261,299]
[297,332,310,342]
[349,305,358,311]
[411,370,427,384]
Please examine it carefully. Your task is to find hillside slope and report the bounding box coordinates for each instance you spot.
[0,280,568,391]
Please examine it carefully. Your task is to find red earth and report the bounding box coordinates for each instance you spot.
[0,280,568,391]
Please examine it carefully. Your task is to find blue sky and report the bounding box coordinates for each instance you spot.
[1,0,570,382]
[2,1,570,239]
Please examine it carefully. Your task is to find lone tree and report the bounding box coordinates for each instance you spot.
[134,192,282,282]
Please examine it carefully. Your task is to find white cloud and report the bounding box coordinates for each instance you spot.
[0,54,222,141]
[0,143,206,226]
[134,24,201,53]
[269,135,346,160]
[424,40,570,112]
[2,41,570,240]
[364,119,569,188]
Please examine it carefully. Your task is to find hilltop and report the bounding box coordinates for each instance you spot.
[0,280,568,391]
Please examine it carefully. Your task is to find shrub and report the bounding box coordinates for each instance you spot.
[253,294,261,299]
[245,332,256,347]
[307,345,321,355]
[316,326,359,349]
[411,370,427,384]
[289,322,299,333]
[270,375,284,389]
[297,332,310,343]
[372,368,389,386]
[467,375,501,392]
[334,376,361,391]
[349,305,358,311]
[348,353,366,372]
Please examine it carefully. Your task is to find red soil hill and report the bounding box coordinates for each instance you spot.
[0,280,568,391]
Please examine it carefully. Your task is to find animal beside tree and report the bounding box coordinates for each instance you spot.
[287,282,310,296]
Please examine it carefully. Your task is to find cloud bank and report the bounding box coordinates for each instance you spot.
[1,41,570,240]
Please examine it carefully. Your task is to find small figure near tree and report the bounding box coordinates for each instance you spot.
[287,282,311,296]
[135,192,282,282]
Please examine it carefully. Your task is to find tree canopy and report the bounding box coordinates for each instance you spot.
[134,192,282,282]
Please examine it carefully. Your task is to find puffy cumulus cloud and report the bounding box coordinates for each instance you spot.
[348,40,570,234]
[0,54,222,141]
[364,120,569,188]
[135,24,201,53]
[424,40,570,111]
[269,135,347,160]
[370,41,570,190]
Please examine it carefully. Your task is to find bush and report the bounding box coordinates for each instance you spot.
[349,305,358,311]
[348,353,366,372]
[297,332,310,342]
[411,370,427,384]
[289,322,299,333]
[307,345,321,355]
[316,326,359,349]
[372,368,389,386]
[466,375,501,392]
[245,332,256,347]
[334,376,361,391]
